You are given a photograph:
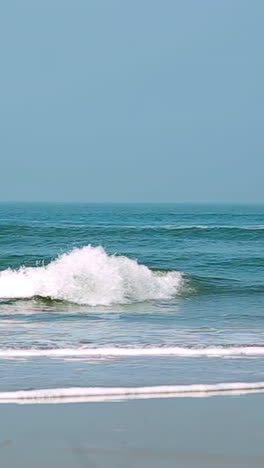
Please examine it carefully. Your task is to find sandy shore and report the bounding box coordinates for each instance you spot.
[0,394,263,467]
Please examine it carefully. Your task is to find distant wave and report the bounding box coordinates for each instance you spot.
[2,224,264,230]
[1,381,264,404]
[0,245,182,306]
[1,345,264,359]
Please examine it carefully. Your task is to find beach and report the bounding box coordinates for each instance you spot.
[1,394,264,468]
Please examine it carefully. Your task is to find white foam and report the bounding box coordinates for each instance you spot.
[1,345,264,359]
[1,381,264,404]
[0,245,182,305]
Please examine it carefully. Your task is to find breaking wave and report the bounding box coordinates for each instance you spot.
[0,245,182,306]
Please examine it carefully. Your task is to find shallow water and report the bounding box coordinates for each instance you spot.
[0,203,264,396]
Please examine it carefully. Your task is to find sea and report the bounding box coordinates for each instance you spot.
[0,203,264,401]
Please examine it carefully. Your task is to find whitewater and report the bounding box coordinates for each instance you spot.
[1,345,264,359]
[1,381,264,404]
[0,245,183,306]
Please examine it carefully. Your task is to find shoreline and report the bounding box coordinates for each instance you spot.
[1,381,264,404]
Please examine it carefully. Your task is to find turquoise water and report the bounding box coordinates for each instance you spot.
[0,203,264,394]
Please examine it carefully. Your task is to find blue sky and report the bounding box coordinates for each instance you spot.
[1,0,263,202]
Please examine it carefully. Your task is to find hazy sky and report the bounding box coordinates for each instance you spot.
[1,0,263,203]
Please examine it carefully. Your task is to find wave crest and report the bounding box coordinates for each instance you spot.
[0,245,182,305]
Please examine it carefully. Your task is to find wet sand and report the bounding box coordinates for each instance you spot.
[0,394,264,467]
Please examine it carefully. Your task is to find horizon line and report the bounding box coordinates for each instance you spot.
[0,200,264,206]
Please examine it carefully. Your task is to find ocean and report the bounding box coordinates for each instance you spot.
[0,202,264,401]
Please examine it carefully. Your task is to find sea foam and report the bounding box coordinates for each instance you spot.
[1,381,264,404]
[0,345,264,359]
[0,245,182,305]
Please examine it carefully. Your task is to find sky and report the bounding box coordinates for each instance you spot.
[1,0,263,203]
